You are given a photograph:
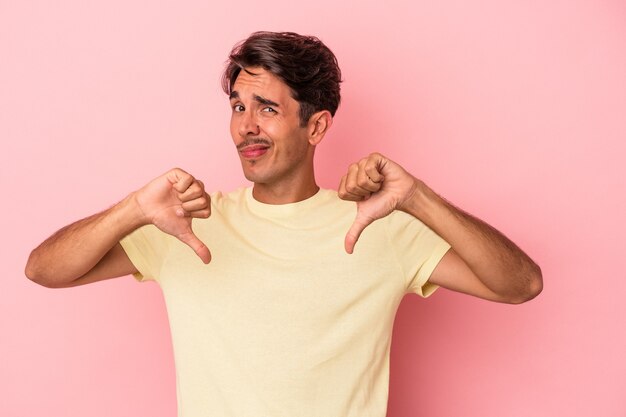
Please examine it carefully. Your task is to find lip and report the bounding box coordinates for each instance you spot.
[239,144,270,160]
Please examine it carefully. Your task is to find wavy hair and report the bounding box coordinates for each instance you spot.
[222,31,342,127]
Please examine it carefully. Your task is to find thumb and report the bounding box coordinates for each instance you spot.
[177,230,211,264]
[345,211,375,254]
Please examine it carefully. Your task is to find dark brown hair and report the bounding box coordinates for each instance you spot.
[221,31,342,127]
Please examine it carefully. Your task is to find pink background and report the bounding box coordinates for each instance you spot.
[2,1,625,416]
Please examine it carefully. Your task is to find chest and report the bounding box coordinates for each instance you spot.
[158,213,405,336]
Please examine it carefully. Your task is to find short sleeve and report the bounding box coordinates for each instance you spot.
[119,224,172,283]
[386,211,451,297]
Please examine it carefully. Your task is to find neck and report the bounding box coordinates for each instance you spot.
[252,174,319,204]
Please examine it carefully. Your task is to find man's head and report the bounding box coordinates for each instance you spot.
[222,31,342,127]
[222,32,342,199]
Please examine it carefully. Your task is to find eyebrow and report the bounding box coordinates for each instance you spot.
[253,94,280,107]
[229,91,280,107]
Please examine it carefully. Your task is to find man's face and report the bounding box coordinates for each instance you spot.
[229,67,313,187]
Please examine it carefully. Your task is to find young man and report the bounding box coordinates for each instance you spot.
[26,31,542,416]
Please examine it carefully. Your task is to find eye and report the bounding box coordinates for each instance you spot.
[232,104,245,112]
[262,107,277,113]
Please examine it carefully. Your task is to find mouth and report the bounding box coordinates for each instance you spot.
[238,140,271,160]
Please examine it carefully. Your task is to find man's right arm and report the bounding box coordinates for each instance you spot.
[25,196,144,288]
[25,168,211,288]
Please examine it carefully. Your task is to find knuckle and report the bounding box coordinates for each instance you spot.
[357,177,369,187]
[365,167,379,179]
[175,167,190,178]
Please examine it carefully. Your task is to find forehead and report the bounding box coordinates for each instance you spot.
[232,67,294,102]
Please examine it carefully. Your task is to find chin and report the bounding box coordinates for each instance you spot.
[241,164,267,184]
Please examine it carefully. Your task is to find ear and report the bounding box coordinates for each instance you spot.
[307,110,333,146]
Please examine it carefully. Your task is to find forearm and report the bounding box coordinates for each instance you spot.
[402,181,542,300]
[25,193,146,286]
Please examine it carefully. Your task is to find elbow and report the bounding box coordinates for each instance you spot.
[528,265,544,300]
[25,253,42,283]
[25,253,63,289]
[25,259,46,287]
[508,264,543,305]
[26,272,66,289]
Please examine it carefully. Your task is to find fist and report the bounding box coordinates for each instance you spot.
[134,168,211,263]
[338,153,418,254]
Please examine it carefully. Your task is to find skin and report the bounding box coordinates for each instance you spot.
[24,169,210,287]
[229,67,331,204]
[338,154,542,304]
[25,66,542,304]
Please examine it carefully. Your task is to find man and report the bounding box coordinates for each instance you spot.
[26,31,542,416]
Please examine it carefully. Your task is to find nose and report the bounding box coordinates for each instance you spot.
[238,110,260,138]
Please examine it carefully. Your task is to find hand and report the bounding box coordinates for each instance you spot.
[338,153,419,254]
[133,168,211,263]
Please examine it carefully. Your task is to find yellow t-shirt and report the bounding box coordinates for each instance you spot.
[120,187,450,417]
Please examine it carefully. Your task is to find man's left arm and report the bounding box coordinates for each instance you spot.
[338,152,542,304]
